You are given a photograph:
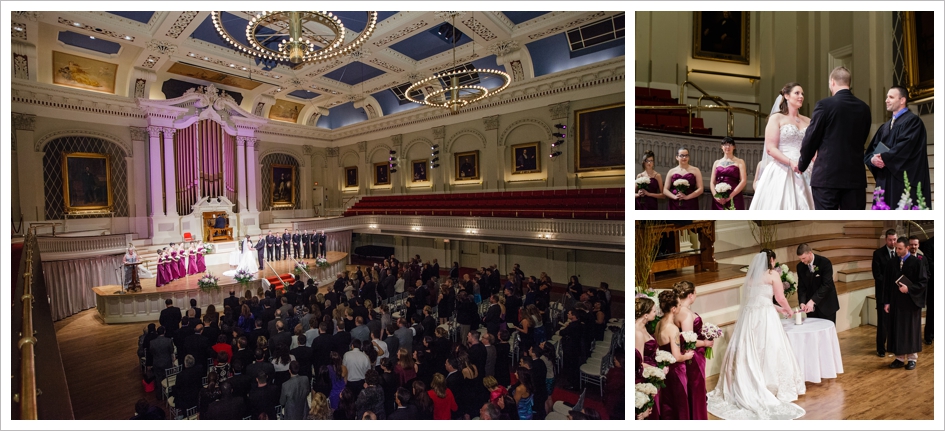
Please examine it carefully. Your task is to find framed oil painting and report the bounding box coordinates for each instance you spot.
[575,103,625,172]
[412,159,428,182]
[269,99,305,123]
[270,164,296,208]
[692,12,750,64]
[374,162,391,186]
[166,62,262,90]
[903,11,933,100]
[52,51,118,94]
[62,152,113,213]
[511,142,541,174]
[454,151,480,181]
[344,166,359,188]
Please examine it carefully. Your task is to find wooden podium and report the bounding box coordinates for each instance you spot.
[123,262,142,293]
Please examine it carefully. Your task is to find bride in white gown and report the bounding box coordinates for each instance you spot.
[749,83,816,210]
[706,250,806,420]
[223,236,257,277]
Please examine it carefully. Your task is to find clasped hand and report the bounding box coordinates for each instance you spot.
[791,160,801,174]
[898,282,909,294]
[871,154,885,169]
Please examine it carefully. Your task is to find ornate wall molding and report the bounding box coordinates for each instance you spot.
[357,141,368,152]
[462,16,497,41]
[367,57,405,73]
[339,149,360,167]
[372,20,428,48]
[147,126,163,137]
[326,147,340,157]
[432,126,446,140]
[257,147,306,167]
[446,128,488,152]
[129,127,148,141]
[12,80,145,120]
[165,12,199,38]
[58,16,134,42]
[12,22,27,40]
[391,134,403,146]
[489,40,521,57]
[483,115,499,131]
[404,137,435,155]
[12,113,36,131]
[145,39,178,56]
[499,118,553,147]
[522,12,608,41]
[36,129,132,157]
[549,101,570,120]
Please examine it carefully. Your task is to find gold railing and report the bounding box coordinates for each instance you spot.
[17,228,39,419]
[635,81,768,137]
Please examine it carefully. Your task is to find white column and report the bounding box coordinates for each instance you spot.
[162,127,178,216]
[146,126,165,218]
[245,137,259,213]
[236,137,248,212]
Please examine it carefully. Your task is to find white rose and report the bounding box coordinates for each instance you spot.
[786,272,796,283]
[681,331,699,343]
[636,177,651,186]
[655,350,676,364]
[636,390,649,409]
[714,183,731,193]
[643,366,666,380]
[781,264,789,273]
[635,382,658,396]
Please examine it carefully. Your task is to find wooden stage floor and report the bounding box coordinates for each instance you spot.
[706,325,935,420]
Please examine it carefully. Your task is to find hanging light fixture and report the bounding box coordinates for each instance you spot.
[211,11,378,65]
[405,12,510,114]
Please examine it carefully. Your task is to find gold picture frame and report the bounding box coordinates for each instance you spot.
[511,142,541,175]
[52,51,118,94]
[269,99,305,123]
[902,11,934,100]
[344,166,359,188]
[374,162,391,186]
[270,164,296,208]
[692,12,750,65]
[454,150,480,181]
[62,152,113,213]
[575,103,625,172]
[411,159,429,182]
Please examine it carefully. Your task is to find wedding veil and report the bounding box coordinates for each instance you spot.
[739,252,771,315]
[754,95,784,180]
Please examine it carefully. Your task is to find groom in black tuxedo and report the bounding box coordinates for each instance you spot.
[796,243,840,324]
[871,229,899,356]
[254,235,266,271]
[797,66,872,210]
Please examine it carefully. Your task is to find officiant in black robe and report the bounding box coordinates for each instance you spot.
[884,237,928,370]
[864,87,930,209]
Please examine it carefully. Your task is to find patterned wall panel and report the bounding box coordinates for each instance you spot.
[43,136,129,219]
[260,153,301,210]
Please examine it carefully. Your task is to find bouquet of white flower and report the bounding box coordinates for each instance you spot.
[643,365,667,389]
[774,262,798,297]
[713,182,735,210]
[635,382,658,397]
[635,389,653,417]
[654,349,676,369]
[680,330,699,364]
[673,178,690,195]
[635,176,652,191]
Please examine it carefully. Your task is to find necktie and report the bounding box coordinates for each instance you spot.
[890,117,895,130]
[809,263,814,272]
[891,249,895,259]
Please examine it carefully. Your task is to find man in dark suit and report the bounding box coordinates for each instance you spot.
[445,357,465,419]
[214,214,227,229]
[171,354,203,411]
[159,299,182,338]
[255,235,266,271]
[885,236,928,370]
[797,66,872,210]
[318,230,327,257]
[228,360,254,400]
[247,371,280,419]
[872,229,898,356]
[281,229,291,260]
[291,230,301,259]
[301,230,311,259]
[482,294,502,337]
[265,231,275,261]
[312,231,322,258]
[290,334,314,378]
[182,323,211,371]
[232,337,254,370]
[245,349,276,384]
[149,326,175,388]
[796,243,840,324]
[388,388,418,420]
[273,231,282,261]
[203,381,246,420]
[224,290,240,315]
[310,323,333,374]
[918,237,934,345]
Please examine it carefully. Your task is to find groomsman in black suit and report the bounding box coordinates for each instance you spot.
[872,229,899,356]
[796,243,840,324]
[909,236,934,345]
[301,230,311,259]
[797,66,872,210]
[292,230,301,259]
[255,235,266,271]
[318,230,327,257]
[265,231,276,261]
[281,229,291,260]
[312,231,322,258]
[273,231,282,261]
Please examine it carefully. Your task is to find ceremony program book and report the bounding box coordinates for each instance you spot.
[873,141,890,155]
[896,274,914,289]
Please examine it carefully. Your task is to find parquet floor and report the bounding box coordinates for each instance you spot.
[705,325,935,420]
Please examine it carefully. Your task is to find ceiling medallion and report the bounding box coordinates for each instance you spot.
[211,11,377,64]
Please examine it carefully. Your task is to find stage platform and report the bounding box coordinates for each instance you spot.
[92,251,348,324]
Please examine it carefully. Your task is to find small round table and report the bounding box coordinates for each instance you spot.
[781,317,844,383]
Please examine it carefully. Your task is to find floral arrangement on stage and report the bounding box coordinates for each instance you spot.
[713,183,735,210]
[774,262,798,297]
[672,178,690,195]
[872,172,929,210]
[292,261,309,276]
[701,323,723,359]
[202,243,215,254]
[233,269,253,285]
[654,350,675,369]
[197,273,220,292]
[315,256,330,268]
[680,331,698,363]
[643,365,667,389]
[635,383,658,418]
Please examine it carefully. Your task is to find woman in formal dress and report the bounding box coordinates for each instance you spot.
[634,296,659,420]
[175,243,187,278]
[673,281,712,420]
[167,244,180,280]
[749,82,815,210]
[224,236,259,276]
[709,137,747,210]
[706,251,806,420]
[654,290,695,420]
[155,249,167,287]
[186,243,198,276]
[635,150,664,210]
[663,147,703,210]
[327,351,348,410]
[195,240,207,273]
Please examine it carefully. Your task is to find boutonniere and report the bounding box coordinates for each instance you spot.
[813,265,820,272]
[917,255,923,260]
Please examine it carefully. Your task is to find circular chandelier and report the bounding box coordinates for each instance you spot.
[405,13,510,113]
[211,11,378,64]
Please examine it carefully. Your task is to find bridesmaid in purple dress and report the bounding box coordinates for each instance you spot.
[709,137,747,210]
[168,246,180,280]
[673,281,712,420]
[655,290,695,420]
[155,249,166,287]
[175,244,187,278]
[635,150,664,210]
[187,244,198,276]
[195,241,207,273]
[663,147,703,210]
[635,297,661,420]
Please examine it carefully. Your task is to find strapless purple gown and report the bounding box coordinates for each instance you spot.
[659,338,689,420]
[642,338,662,420]
[156,260,166,287]
[712,165,745,210]
[635,177,659,210]
[168,252,180,280]
[687,314,708,420]
[668,173,699,210]
[196,250,207,273]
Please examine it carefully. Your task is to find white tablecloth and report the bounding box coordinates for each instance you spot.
[781,317,844,383]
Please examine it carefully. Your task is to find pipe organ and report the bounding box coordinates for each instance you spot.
[173,120,237,214]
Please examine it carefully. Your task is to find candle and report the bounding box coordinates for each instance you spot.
[795,308,803,325]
